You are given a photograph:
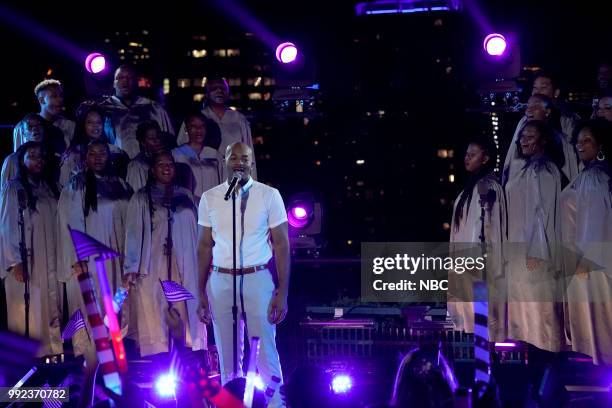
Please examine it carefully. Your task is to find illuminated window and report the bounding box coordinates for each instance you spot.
[263,92,271,101]
[193,93,205,102]
[177,79,191,88]
[356,159,365,165]
[213,49,227,57]
[448,174,455,183]
[254,77,262,87]
[437,149,454,158]
[119,49,125,54]
[192,35,207,41]
[227,48,240,57]
[227,78,241,86]
[263,77,275,86]
[128,42,141,47]
[192,49,207,58]
[163,78,170,95]
[248,92,262,100]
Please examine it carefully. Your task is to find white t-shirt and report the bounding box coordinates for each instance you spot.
[198,177,287,268]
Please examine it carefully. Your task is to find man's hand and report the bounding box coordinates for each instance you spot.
[576,263,589,280]
[10,263,24,283]
[122,272,138,288]
[72,261,88,276]
[197,297,212,324]
[525,257,545,272]
[267,290,288,324]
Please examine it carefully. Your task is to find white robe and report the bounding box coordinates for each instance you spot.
[0,179,62,356]
[126,154,151,193]
[560,163,612,365]
[505,157,564,352]
[176,106,257,180]
[502,115,580,185]
[99,95,174,159]
[1,153,19,191]
[124,185,206,356]
[448,174,507,341]
[172,144,221,203]
[57,172,132,355]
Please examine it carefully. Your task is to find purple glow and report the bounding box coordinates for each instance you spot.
[483,34,507,56]
[276,42,298,64]
[331,374,353,394]
[288,205,310,228]
[85,53,106,74]
[155,373,177,398]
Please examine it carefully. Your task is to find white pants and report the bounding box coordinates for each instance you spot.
[207,269,283,407]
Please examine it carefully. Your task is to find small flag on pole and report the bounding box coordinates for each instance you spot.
[61,309,86,340]
[160,280,195,303]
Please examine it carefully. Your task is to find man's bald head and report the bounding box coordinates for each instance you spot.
[225,142,254,182]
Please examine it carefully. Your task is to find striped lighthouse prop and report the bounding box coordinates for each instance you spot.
[473,280,490,395]
[69,226,127,395]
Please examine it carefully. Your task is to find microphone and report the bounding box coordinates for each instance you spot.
[477,180,496,210]
[224,171,243,201]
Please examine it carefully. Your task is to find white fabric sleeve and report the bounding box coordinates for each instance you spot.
[268,188,288,229]
[198,194,212,227]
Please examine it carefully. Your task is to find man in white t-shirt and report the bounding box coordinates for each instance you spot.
[196,142,289,407]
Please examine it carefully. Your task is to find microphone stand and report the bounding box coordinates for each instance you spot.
[17,193,30,339]
[163,187,174,351]
[231,188,239,379]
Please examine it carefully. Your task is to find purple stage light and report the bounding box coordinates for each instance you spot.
[288,205,310,228]
[483,34,507,56]
[155,373,177,398]
[85,52,106,74]
[331,374,353,394]
[275,42,298,64]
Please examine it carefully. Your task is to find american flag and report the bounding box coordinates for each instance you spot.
[160,280,195,302]
[42,382,62,408]
[61,309,86,340]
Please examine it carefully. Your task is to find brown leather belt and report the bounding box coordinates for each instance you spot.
[210,264,268,275]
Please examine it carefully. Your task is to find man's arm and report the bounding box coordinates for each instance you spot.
[269,222,290,324]
[197,225,214,323]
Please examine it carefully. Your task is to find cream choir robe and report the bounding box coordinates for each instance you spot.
[502,115,580,185]
[99,96,174,159]
[172,144,221,205]
[561,163,612,365]
[126,153,151,193]
[448,174,507,342]
[57,172,132,356]
[0,179,62,356]
[505,157,565,352]
[124,185,206,356]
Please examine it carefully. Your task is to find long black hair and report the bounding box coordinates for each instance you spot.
[70,103,108,151]
[83,140,113,217]
[16,141,60,211]
[575,118,612,192]
[454,136,497,232]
